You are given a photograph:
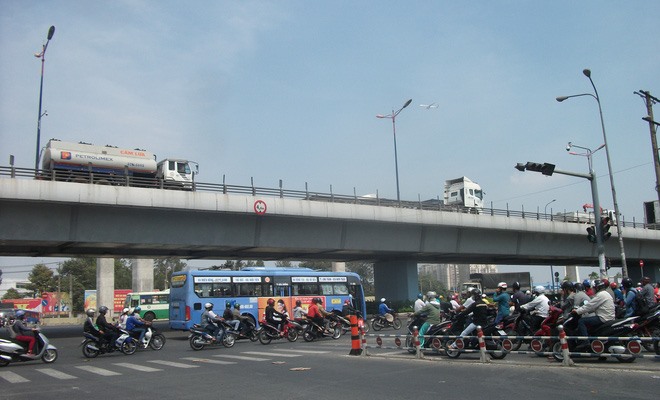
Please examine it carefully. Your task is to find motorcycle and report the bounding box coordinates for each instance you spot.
[81,327,137,357]
[443,312,508,360]
[528,305,564,355]
[129,321,166,351]
[234,317,259,342]
[302,314,342,342]
[553,313,640,363]
[0,326,58,366]
[628,303,660,352]
[503,309,535,351]
[258,316,299,344]
[371,311,402,331]
[189,321,237,350]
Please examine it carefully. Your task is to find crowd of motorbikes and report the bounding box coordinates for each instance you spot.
[401,299,660,362]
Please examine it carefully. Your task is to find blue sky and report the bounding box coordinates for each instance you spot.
[1,1,659,281]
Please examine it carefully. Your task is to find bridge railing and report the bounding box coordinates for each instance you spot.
[1,165,656,230]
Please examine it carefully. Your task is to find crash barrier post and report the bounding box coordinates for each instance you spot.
[348,314,362,356]
[360,320,368,357]
[477,326,490,363]
[413,326,424,359]
[557,325,574,367]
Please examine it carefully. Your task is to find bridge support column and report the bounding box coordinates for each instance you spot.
[332,262,346,272]
[132,259,154,292]
[565,265,578,282]
[373,260,418,302]
[96,258,115,315]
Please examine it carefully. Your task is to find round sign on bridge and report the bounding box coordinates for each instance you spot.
[253,200,267,215]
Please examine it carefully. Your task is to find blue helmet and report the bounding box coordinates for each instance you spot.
[417,293,423,299]
[583,279,591,288]
[15,310,26,319]
[133,306,142,313]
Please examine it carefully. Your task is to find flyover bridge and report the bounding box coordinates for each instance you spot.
[1,166,659,303]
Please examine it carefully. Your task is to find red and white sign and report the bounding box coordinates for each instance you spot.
[254,200,267,215]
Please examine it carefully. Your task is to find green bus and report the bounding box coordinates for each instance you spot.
[124,290,170,321]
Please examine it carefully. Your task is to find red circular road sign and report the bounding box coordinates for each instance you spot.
[639,260,644,268]
[454,338,465,349]
[253,200,267,215]
[530,339,543,352]
[376,336,382,346]
[394,337,401,347]
[627,340,642,354]
[502,339,513,352]
[591,340,604,353]
[432,338,442,349]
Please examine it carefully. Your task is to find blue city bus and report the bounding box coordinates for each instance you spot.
[168,267,367,331]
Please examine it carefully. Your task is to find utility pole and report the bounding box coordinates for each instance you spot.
[635,90,660,206]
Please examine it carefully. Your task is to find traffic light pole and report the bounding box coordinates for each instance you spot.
[551,167,607,278]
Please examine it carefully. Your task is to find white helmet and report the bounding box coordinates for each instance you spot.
[122,308,129,314]
[497,282,507,290]
[204,302,213,310]
[533,285,545,294]
[426,291,437,299]
[380,298,386,303]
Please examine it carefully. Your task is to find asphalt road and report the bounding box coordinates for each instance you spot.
[1,324,658,399]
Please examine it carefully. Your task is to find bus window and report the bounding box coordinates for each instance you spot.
[333,284,349,295]
[320,284,333,295]
[194,283,213,298]
[292,283,318,295]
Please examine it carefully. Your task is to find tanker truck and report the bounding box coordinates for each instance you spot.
[40,139,198,190]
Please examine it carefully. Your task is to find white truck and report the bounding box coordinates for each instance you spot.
[443,177,484,209]
[41,139,198,190]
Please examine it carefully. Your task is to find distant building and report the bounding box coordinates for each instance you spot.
[0,278,30,298]
[418,263,497,292]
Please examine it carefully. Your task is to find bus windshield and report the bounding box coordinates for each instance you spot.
[124,290,170,321]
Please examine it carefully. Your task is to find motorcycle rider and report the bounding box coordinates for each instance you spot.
[457,288,488,338]
[126,306,148,346]
[14,309,38,356]
[610,282,624,304]
[118,308,130,329]
[232,303,250,334]
[222,301,240,332]
[293,300,308,322]
[640,277,656,306]
[412,291,442,346]
[414,293,425,312]
[200,302,223,341]
[378,298,394,323]
[265,298,286,333]
[509,281,530,312]
[583,279,594,297]
[572,278,615,349]
[559,281,577,318]
[450,294,461,311]
[492,282,510,325]
[342,299,356,316]
[520,286,549,332]
[621,277,637,317]
[96,305,119,348]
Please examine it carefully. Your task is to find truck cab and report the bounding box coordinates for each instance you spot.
[157,159,199,190]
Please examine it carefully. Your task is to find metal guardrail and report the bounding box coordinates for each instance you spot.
[0,165,656,230]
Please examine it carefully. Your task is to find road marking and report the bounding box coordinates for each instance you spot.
[36,368,76,380]
[285,349,330,354]
[213,354,270,361]
[242,351,302,358]
[148,360,199,369]
[0,371,30,383]
[75,365,122,376]
[180,357,237,365]
[113,362,162,372]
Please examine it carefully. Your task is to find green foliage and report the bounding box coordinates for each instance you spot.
[154,258,187,289]
[275,260,293,268]
[58,257,96,313]
[346,262,374,296]
[2,287,23,300]
[25,263,56,296]
[115,259,132,289]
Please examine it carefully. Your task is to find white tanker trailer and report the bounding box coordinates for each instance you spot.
[41,139,198,189]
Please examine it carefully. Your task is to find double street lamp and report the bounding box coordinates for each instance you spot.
[556,69,628,277]
[377,98,413,204]
[34,25,56,172]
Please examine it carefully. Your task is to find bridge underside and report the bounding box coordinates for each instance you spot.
[0,198,654,268]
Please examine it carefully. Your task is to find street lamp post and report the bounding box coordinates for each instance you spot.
[544,199,556,220]
[556,69,628,277]
[34,25,55,173]
[377,98,413,204]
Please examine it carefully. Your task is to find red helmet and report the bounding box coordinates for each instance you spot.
[610,282,618,289]
[344,299,350,305]
[267,298,275,306]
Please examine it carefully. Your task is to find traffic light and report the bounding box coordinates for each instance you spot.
[586,226,597,243]
[515,162,556,176]
[600,216,612,242]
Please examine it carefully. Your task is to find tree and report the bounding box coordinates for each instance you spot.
[115,259,132,289]
[2,287,23,300]
[154,258,187,290]
[346,262,374,296]
[25,263,56,297]
[275,260,293,268]
[589,271,599,281]
[57,258,96,312]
